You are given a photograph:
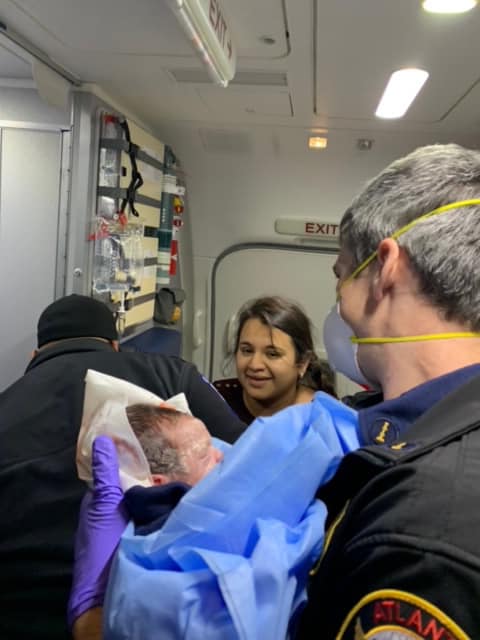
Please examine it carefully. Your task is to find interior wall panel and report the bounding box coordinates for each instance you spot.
[0,127,63,390]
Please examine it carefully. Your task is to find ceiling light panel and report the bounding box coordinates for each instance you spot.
[375,68,429,119]
[422,0,477,14]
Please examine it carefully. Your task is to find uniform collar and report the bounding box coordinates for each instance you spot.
[359,363,480,445]
[26,337,116,373]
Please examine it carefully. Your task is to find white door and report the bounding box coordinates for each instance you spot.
[0,127,66,391]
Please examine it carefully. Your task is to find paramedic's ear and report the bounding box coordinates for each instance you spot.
[152,474,171,486]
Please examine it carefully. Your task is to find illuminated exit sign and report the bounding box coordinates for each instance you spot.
[275,218,339,240]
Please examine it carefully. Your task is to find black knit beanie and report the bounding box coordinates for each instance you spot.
[37,294,118,347]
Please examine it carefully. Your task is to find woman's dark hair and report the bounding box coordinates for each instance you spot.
[228,295,336,396]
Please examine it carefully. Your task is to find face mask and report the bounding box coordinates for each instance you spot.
[323,304,373,387]
[324,198,480,387]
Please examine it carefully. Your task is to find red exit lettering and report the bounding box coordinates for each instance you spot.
[305,222,339,235]
[209,0,231,56]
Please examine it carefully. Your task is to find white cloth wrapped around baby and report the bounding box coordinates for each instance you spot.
[76,369,192,491]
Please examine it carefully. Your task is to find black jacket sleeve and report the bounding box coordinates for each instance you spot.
[298,449,480,639]
[321,537,478,639]
[178,362,247,443]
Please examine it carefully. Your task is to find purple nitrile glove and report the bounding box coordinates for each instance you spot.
[67,436,128,628]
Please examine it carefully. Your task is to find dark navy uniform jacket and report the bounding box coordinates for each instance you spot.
[0,338,245,640]
[296,364,480,640]
[213,377,255,425]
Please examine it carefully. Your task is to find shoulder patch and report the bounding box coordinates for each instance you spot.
[368,419,399,445]
[337,589,469,639]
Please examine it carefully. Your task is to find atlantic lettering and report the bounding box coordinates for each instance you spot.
[371,600,456,639]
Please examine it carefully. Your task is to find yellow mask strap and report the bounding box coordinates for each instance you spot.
[352,332,480,344]
[343,198,480,286]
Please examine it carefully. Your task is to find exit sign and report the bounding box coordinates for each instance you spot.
[275,218,339,240]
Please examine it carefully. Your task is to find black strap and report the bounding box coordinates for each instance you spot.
[100,138,165,172]
[118,119,143,218]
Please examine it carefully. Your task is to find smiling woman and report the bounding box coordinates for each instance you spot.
[213,296,336,424]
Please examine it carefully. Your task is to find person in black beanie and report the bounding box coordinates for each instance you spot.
[36,294,120,348]
[0,294,245,640]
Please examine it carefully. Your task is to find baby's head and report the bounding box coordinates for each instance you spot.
[126,404,223,486]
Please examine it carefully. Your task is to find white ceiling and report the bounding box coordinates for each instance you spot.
[1,0,480,138]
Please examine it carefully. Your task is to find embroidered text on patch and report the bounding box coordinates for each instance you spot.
[337,589,469,639]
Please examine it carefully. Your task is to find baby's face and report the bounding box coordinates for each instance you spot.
[172,415,224,485]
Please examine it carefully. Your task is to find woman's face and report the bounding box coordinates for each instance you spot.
[235,317,306,404]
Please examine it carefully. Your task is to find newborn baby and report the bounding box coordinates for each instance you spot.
[125,404,224,486]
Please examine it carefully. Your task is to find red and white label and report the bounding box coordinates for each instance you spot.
[169,239,178,276]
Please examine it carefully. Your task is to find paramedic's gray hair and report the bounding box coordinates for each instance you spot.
[126,404,187,477]
[340,143,480,330]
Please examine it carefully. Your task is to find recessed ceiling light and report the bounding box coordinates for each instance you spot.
[422,0,477,14]
[375,68,429,119]
[309,136,328,149]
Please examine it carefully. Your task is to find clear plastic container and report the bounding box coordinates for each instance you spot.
[97,114,122,216]
[92,219,144,294]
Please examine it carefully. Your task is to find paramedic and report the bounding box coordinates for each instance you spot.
[0,294,245,640]
[296,143,480,638]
